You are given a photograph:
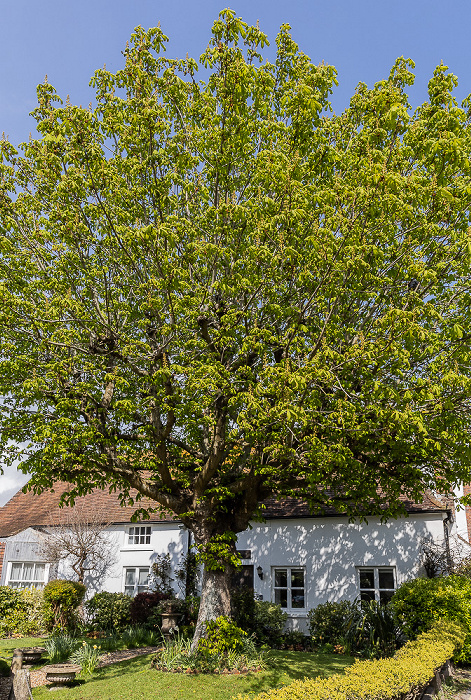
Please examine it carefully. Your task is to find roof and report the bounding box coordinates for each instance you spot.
[0,481,449,539]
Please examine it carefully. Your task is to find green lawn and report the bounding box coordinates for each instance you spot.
[0,637,45,666]
[30,649,354,700]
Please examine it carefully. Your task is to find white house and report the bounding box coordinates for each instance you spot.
[0,483,464,632]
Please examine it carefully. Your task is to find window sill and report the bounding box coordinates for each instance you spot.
[120,547,154,552]
[282,610,307,616]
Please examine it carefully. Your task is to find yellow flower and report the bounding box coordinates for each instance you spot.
[93,645,97,649]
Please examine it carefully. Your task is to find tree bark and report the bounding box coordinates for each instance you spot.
[190,565,232,651]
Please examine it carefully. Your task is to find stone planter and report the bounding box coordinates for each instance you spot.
[161,612,180,639]
[43,664,81,690]
[21,647,46,666]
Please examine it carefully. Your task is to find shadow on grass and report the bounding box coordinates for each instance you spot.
[81,649,353,695]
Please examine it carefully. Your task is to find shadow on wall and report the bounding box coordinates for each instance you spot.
[238,515,443,604]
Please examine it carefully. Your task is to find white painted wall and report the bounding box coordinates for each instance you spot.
[453,484,470,544]
[1,512,449,636]
[90,522,186,597]
[236,512,446,632]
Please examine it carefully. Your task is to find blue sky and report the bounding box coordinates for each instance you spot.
[1,0,471,503]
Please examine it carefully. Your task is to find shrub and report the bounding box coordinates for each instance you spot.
[280,630,311,650]
[129,591,169,626]
[85,591,132,632]
[308,600,356,648]
[391,574,471,662]
[198,616,248,655]
[252,601,288,646]
[234,621,465,700]
[0,586,45,637]
[232,588,256,633]
[343,600,405,658]
[42,579,86,632]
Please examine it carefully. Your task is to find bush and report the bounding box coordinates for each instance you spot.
[129,591,169,627]
[280,630,311,650]
[308,600,356,648]
[198,616,248,655]
[232,589,256,633]
[85,591,132,632]
[0,586,45,637]
[42,580,86,632]
[343,601,405,658]
[391,574,471,662]
[252,601,288,646]
[234,621,465,700]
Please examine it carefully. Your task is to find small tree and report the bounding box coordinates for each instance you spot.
[39,504,117,585]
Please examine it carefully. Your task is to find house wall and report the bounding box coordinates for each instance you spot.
[78,522,187,597]
[0,527,51,586]
[236,512,446,632]
[0,512,447,635]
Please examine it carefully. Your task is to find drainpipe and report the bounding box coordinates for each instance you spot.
[443,510,453,573]
[185,529,193,598]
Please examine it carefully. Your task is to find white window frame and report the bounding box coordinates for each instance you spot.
[123,566,150,596]
[8,562,48,589]
[358,566,396,604]
[127,525,152,546]
[272,566,306,612]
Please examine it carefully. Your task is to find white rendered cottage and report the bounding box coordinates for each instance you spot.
[0,483,465,632]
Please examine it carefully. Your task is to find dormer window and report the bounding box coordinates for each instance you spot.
[128,525,151,545]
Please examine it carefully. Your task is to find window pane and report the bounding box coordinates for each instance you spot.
[359,570,374,589]
[125,569,136,586]
[275,570,287,588]
[138,568,149,586]
[378,569,394,590]
[379,590,394,605]
[124,586,134,596]
[145,528,151,544]
[10,563,22,580]
[291,590,305,608]
[275,588,288,608]
[360,590,375,602]
[291,570,304,587]
[23,563,33,582]
[34,564,45,581]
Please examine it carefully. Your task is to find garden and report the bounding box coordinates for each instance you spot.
[1,570,471,699]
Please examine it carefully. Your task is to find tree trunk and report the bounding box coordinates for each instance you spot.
[191,564,232,651]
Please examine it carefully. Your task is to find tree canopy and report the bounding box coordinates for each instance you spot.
[1,10,471,627]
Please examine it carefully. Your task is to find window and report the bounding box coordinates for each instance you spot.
[9,562,46,589]
[128,526,151,545]
[273,567,305,610]
[124,567,150,596]
[358,567,396,604]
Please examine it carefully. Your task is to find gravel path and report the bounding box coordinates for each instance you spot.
[0,677,12,700]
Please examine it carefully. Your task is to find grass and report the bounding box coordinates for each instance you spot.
[30,649,354,700]
[0,636,46,668]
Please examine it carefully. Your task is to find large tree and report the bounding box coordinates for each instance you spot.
[2,10,471,641]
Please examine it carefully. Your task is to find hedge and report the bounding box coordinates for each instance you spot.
[234,621,465,700]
